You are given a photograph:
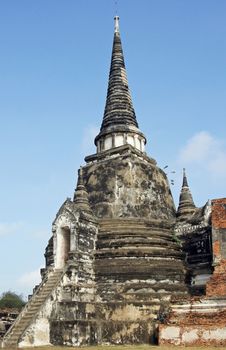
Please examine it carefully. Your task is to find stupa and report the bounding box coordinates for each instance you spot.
[2,16,208,348]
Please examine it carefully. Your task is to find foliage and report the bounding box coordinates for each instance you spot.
[0,291,26,310]
[172,233,182,246]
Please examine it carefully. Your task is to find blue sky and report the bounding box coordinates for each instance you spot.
[0,0,225,298]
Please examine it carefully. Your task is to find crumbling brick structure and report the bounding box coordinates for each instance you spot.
[206,198,226,297]
[0,309,18,340]
[159,198,226,346]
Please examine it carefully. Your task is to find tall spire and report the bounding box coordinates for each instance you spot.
[95,17,146,154]
[177,168,196,220]
[73,167,92,213]
[182,168,189,187]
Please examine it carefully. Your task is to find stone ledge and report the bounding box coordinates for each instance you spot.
[85,144,157,166]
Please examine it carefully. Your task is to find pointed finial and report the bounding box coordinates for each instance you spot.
[177,168,196,220]
[114,16,120,33]
[73,166,92,214]
[78,166,83,186]
[182,168,189,187]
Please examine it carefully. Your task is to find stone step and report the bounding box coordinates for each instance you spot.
[13,324,30,330]
[99,224,172,230]
[41,287,55,292]
[11,323,32,332]
[97,241,179,250]
[99,225,173,231]
[30,297,47,303]
[98,228,173,237]
[10,331,23,337]
[28,302,46,308]
[32,294,50,301]
[6,336,20,341]
[95,248,183,259]
[13,320,31,327]
[95,258,184,269]
[99,218,172,227]
[25,308,40,314]
[14,321,30,327]
[18,316,34,323]
[10,331,25,337]
[3,343,17,348]
[25,308,41,314]
[31,293,52,301]
[97,234,177,241]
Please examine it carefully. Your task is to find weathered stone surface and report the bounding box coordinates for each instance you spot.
[175,200,212,295]
[84,145,176,221]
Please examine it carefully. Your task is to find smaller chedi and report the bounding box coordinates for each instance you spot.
[2,17,226,348]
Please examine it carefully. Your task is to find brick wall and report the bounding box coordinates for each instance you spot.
[206,198,226,297]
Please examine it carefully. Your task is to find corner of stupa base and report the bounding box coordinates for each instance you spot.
[48,301,161,346]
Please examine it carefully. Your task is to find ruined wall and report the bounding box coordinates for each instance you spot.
[0,309,18,340]
[175,202,212,295]
[49,208,98,347]
[159,324,226,346]
[158,298,226,346]
[158,198,226,346]
[206,198,226,296]
[182,227,212,295]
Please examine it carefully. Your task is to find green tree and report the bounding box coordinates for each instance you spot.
[0,291,26,309]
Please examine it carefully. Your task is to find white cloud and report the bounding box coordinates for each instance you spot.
[179,131,226,177]
[18,268,41,289]
[81,124,99,154]
[0,221,24,236]
[208,150,226,176]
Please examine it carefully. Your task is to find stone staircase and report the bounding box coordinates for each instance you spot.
[2,268,63,348]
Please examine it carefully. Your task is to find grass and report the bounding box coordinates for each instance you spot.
[3,346,226,350]
[19,347,152,350]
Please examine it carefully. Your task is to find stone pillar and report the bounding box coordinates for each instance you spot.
[123,133,127,145]
[97,141,100,153]
[52,224,57,268]
[134,134,139,150]
[112,133,116,148]
[70,224,77,252]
